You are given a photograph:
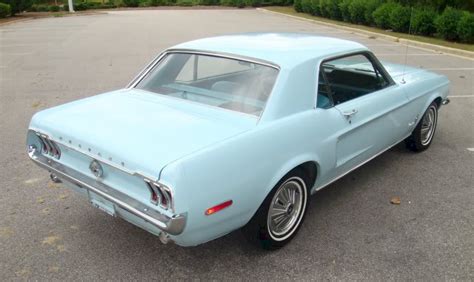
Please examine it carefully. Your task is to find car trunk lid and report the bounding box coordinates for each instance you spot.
[29,88,257,178]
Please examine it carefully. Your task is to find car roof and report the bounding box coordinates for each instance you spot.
[169,33,368,68]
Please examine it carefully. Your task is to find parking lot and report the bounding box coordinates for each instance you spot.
[0,9,473,280]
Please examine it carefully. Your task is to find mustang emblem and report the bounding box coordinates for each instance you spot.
[89,160,103,178]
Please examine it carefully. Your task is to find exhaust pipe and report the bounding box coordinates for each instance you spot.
[50,173,62,183]
[159,232,170,244]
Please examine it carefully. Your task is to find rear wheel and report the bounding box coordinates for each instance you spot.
[242,168,309,250]
[405,101,438,152]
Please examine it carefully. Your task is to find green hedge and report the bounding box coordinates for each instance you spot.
[0,2,11,17]
[373,2,396,29]
[294,0,474,43]
[435,7,462,41]
[411,8,437,36]
[457,12,474,43]
[1,0,33,14]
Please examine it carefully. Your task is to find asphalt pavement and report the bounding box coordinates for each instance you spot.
[0,9,473,280]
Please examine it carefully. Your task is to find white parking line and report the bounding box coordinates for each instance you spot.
[449,95,474,98]
[364,44,400,47]
[376,53,445,56]
[5,52,33,56]
[426,68,474,71]
[467,148,474,152]
[1,43,49,47]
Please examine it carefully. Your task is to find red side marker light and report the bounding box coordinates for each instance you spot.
[205,200,233,216]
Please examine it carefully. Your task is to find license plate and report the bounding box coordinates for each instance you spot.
[89,191,116,217]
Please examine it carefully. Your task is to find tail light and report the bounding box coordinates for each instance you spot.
[36,133,61,159]
[144,179,173,210]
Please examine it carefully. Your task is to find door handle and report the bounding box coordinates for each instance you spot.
[342,109,358,119]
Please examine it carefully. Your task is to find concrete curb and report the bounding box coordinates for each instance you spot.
[258,8,474,60]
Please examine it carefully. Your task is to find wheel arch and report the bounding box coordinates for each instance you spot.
[241,156,321,229]
[416,94,443,127]
[265,156,321,202]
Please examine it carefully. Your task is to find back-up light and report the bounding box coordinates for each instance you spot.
[205,200,233,216]
[144,179,173,210]
[36,133,61,159]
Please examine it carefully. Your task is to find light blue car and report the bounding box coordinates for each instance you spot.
[27,33,450,250]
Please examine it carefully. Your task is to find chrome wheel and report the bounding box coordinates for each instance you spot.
[420,105,437,146]
[267,177,307,241]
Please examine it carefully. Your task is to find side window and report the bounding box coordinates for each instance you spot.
[319,53,390,106]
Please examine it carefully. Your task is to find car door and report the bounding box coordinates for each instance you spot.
[317,52,413,177]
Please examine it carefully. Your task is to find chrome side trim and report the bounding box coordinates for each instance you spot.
[313,133,411,193]
[28,147,186,235]
[29,128,157,180]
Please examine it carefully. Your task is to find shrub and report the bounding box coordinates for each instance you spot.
[31,4,49,11]
[235,0,245,8]
[457,12,474,43]
[348,0,366,24]
[338,0,350,22]
[49,5,60,12]
[200,0,220,5]
[177,0,195,5]
[319,0,341,20]
[244,0,261,7]
[0,2,11,17]
[300,0,312,14]
[123,0,140,7]
[294,0,302,12]
[74,2,88,10]
[411,8,437,36]
[153,0,171,5]
[373,2,397,29]
[363,0,380,26]
[309,0,320,16]
[388,3,410,32]
[28,4,37,11]
[435,7,462,41]
[318,0,329,17]
[92,3,117,9]
[1,0,33,15]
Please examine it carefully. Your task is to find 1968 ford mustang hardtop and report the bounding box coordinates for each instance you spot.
[27,33,450,249]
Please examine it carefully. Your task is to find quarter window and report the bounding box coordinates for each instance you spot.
[317,53,390,107]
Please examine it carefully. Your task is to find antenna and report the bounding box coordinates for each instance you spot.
[401,7,414,84]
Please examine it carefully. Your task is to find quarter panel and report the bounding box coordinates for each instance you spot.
[159,109,341,246]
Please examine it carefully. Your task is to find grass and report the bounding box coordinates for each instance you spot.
[264,6,474,52]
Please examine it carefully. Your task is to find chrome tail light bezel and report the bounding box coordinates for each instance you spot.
[36,133,61,159]
[144,179,173,211]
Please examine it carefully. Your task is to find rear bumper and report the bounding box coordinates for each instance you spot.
[28,146,186,235]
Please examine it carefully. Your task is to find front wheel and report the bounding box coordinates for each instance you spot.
[242,168,309,250]
[405,101,438,152]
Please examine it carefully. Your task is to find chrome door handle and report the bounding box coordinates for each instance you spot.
[342,109,358,119]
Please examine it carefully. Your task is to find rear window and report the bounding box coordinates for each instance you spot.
[136,53,279,116]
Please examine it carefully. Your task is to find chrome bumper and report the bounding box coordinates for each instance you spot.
[28,147,186,235]
[442,98,450,105]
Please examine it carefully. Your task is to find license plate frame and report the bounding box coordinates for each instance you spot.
[88,190,116,217]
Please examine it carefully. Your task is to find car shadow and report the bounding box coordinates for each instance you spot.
[75,142,414,274]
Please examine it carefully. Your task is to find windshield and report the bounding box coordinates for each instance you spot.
[135,53,279,116]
